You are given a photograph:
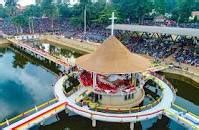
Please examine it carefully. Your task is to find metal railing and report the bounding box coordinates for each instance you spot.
[0,98,58,128]
[149,71,177,96]
[96,97,162,113]
[9,39,71,67]
[171,103,199,118]
[164,109,199,129]
[62,72,81,97]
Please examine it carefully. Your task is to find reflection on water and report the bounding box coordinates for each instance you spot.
[0,44,198,130]
[0,48,57,121]
[38,113,186,130]
[38,76,192,130]
[161,72,199,115]
[12,50,29,69]
[26,40,82,58]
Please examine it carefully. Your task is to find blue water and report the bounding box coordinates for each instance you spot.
[0,47,197,130]
[0,48,57,121]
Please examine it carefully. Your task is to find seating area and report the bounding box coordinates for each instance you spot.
[174,47,199,66]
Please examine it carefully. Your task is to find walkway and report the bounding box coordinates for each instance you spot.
[0,38,11,45]
[3,101,66,130]
[54,73,175,123]
[164,107,199,129]
[0,98,66,130]
[8,46,59,76]
[2,72,198,129]
[7,38,71,68]
[40,35,99,54]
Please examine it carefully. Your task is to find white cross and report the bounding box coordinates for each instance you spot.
[109,12,117,36]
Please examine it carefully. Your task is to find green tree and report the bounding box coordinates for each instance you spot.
[12,15,28,34]
[80,0,91,33]
[92,5,120,25]
[112,0,153,23]
[58,3,71,18]
[154,0,166,14]
[0,5,8,18]
[171,0,197,23]
[41,0,59,32]
[69,5,83,27]
[4,0,18,16]
[12,53,28,69]
[23,5,42,33]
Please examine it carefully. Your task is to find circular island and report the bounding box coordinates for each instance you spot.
[54,36,176,130]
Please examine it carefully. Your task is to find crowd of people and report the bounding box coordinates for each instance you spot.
[0,17,108,42]
[174,46,198,66]
[129,39,175,59]
[0,17,198,67]
[120,34,198,67]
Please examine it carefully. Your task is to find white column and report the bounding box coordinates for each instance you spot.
[93,72,96,89]
[92,119,96,127]
[130,122,134,130]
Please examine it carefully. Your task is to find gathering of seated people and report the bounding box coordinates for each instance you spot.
[0,17,108,44]
[1,17,198,67]
[174,47,198,66]
[129,38,175,59]
[117,34,198,67]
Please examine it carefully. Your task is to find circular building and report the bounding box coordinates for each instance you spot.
[76,36,151,108]
[54,36,175,130]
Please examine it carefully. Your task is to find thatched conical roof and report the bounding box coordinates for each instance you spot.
[76,36,151,74]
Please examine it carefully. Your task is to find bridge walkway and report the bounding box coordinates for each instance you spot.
[164,104,199,130]
[2,99,66,130]
[1,73,199,130]
[7,38,71,68]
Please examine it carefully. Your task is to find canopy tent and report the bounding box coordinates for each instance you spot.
[106,24,199,37]
[76,36,151,74]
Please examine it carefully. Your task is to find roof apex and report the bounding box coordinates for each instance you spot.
[76,36,151,74]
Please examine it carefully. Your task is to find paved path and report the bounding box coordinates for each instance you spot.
[0,38,11,45]
[41,35,98,54]
[3,73,198,129]
[164,108,199,129]
[54,73,175,123]
[3,101,66,130]
[7,38,71,68]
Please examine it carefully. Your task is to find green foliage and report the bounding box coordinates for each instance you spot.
[171,0,197,23]
[12,15,28,27]
[23,5,42,17]
[112,0,154,23]
[0,0,198,27]
[69,16,83,27]
[154,0,165,14]
[0,5,8,18]
[92,5,120,24]
[58,4,71,18]
[5,0,18,7]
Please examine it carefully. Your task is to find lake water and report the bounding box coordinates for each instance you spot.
[0,45,198,130]
[0,47,57,121]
